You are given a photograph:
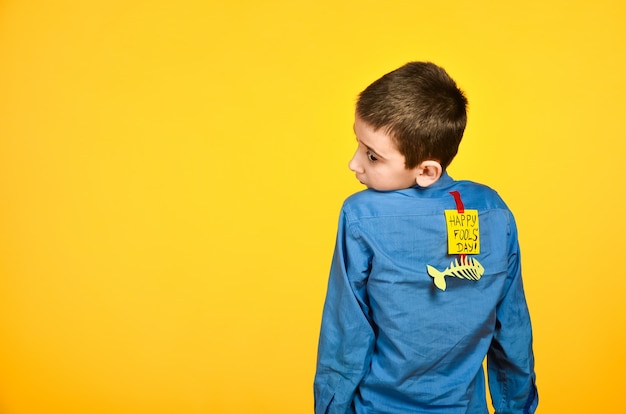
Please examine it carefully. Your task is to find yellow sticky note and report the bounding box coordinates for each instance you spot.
[445,210,480,254]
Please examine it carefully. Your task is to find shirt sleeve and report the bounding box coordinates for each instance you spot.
[487,213,539,414]
[314,207,376,414]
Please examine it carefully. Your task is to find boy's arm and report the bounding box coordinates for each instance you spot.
[314,209,375,414]
[487,215,538,414]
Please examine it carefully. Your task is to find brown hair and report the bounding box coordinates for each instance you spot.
[356,62,468,170]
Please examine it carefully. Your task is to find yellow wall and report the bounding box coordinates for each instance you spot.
[1,1,624,412]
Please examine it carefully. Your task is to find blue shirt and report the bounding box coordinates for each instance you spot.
[314,173,537,414]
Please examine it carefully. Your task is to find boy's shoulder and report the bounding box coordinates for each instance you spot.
[342,175,509,217]
[341,178,514,233]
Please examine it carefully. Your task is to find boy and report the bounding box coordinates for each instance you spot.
[314,62,537,414]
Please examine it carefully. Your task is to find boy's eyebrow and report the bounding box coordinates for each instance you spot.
[353,123,386,158]
[363,143,383,158]
[357,137,385,159]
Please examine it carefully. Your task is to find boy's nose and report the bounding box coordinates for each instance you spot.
[348,154,363,173]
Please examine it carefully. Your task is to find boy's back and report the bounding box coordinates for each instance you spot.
[315,173,536,413]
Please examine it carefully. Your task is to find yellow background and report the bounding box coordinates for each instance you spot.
[1,1,624,413]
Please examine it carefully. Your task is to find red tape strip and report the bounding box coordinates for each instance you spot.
[449,190,466,261]
[449,190,465,213]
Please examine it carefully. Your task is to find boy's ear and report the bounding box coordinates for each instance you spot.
[414,160,442,187]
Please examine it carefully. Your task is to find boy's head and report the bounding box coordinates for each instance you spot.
[355,62,468,174]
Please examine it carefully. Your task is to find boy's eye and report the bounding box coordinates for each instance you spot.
[366,151,378,162]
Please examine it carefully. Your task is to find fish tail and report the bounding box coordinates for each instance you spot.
[426,265,447,291]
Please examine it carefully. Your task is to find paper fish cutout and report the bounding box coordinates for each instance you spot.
[426,256,484,291]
